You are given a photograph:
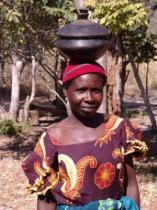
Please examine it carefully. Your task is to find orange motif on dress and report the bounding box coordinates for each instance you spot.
[125,124,135,140]
[112,148,123,159]
[112,148,125,192]
[58,156,97,200]
[94,162,115,189]
[95,115,118,147]
[35,141,45,159]
[33,133,58,188]
[34,162,47,177]
[59,165,71,191]
[34,138,50,171]
[124,123,148,156]
[75,156,97,190]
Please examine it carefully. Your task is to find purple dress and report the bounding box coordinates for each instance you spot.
[22,115,147,206]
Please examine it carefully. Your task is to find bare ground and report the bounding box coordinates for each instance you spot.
[0,92,157,210]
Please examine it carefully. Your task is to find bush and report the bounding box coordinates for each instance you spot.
[0,119,22,136]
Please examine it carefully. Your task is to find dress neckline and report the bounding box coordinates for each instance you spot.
[49,115,120,147]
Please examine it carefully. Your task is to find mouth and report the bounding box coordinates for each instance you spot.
[80,106,96,111]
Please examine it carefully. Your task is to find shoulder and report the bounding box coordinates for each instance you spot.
[46,118,69,144]
[47,117,69,132]
[105,114,124,129]
[107,115,139,129]
[104,115,140,135]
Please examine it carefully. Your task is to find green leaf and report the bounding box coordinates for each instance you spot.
[85,0,147,32]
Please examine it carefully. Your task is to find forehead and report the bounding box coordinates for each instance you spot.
[70,73,104,88]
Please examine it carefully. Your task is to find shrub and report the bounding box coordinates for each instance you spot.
[0,119,22,136]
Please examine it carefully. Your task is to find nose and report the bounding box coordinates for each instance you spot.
[84,91,94,103]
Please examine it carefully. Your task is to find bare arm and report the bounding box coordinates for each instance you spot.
[37,199,56,210]
[124,156,140,208]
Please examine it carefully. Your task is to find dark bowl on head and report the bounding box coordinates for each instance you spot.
[56,19,111,62]
[56,38,111,62]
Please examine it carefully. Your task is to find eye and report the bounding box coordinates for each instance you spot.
[92,88,103,93]
[76,87,86,93]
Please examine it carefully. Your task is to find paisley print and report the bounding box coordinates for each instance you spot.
[58,155,97,200]
[34,162,47,177]
[75,156,97,190]
[34,132,46,159]
[58,154,78,190]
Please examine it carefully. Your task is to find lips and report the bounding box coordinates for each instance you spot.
[80,106,96,111]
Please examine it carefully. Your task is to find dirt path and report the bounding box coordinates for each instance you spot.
[0,133,39,210]
[0,93,157,210]
[0,157,36,210]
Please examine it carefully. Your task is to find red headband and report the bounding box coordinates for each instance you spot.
[62,63,107,85]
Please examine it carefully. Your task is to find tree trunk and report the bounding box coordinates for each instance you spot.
[0,58,5,87]
[9,60,23,120]
[121,61,130,106]
[116,34,124,115]
[23,56,37,122]
[54,53,67,109]
[30,110,39,126]
[106,50,116,114]
[97,54,107,113]
[115,55,123,115]
[106,49,123,115]
[128,52,156,128]
[145,62,149,96]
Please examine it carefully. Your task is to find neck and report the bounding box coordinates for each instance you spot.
[68,112,104,128]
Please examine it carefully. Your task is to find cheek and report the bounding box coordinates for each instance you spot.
[67,93,82,105]
[96,93,103,103]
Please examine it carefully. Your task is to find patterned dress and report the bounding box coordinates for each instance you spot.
[22,115,147,207]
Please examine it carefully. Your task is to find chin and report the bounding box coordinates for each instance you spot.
[79,111,97,118]
[71,108,98,118]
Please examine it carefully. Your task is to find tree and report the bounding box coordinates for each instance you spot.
[0,0,76,120]
[85,0,157,128]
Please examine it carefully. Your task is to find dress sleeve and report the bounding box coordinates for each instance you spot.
[121,118,148,157]
[22,132,59,196]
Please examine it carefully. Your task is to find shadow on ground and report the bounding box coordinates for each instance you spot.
[0,132,40,159]
[0,116,66,159]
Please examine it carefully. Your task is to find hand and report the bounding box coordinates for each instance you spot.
[124,156,140,208]
[37,199,56,210]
